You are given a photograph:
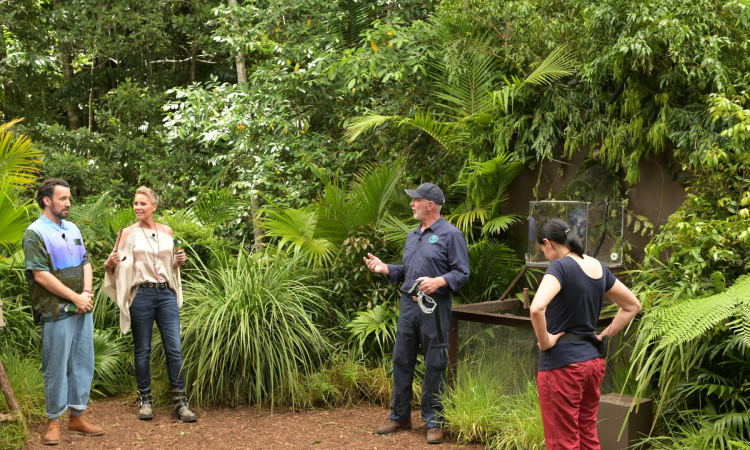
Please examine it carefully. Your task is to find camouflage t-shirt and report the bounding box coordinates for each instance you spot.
[23,216,90,324]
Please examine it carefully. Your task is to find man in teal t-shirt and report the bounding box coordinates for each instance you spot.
[22,178,104,445]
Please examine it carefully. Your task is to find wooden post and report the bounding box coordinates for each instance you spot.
[497,266,527,302]
[523,287,530,309]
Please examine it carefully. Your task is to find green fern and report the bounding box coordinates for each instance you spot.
[629,275,750,423]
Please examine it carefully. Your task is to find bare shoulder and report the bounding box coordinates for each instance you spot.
[158,223,174,237]
[118,226,135,249]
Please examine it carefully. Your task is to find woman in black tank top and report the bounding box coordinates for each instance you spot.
[529,218,641,450]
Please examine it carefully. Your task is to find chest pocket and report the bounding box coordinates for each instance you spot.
[428,235,449,258]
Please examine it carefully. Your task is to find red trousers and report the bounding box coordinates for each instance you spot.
[537,358,606,450]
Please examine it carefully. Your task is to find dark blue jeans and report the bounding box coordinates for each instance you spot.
[389,292,451,428]
[130,286,185,391]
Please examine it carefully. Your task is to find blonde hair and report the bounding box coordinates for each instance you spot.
[135,186,159,206]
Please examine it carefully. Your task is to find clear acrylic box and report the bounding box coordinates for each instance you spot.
[526,200,624,267]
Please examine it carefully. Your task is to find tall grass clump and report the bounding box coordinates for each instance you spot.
[179,251,327,408]
[441,355,545,449]
[0,351,46,450]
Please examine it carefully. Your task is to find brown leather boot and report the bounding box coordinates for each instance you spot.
[43,420,60,445]
[376,419,412,435]
[426,428,444,444]
[68,415,104,436]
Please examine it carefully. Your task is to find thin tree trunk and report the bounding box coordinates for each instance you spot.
[60,51,81,129]
[0,357,20,415]
[188,42,198,83]
[229,0,263,251]
[0,5,7,62]
[87,60,96,130]
[53,0,81,130]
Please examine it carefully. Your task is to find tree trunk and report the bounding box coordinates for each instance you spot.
[61,51,82,129]
[0,357,20,415]
[0,5,7,62]
[229,0,264,251]
[53,0,81,130]
[189,42,198,83]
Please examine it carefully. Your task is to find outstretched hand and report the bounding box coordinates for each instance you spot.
[363,253,389,275]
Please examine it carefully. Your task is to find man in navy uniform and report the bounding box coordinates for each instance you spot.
[364,183,469,444]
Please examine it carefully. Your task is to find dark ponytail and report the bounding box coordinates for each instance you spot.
[537,218,585,257]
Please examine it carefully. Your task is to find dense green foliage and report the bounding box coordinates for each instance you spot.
[2,0,750,448]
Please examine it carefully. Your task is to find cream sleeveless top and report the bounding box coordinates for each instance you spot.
[103,226,183,333]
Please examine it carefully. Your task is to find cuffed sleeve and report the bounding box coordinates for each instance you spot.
[386,264,405,285]
[442,231,470,291]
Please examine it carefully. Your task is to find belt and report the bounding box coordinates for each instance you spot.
[400,284,444,344]
[140,282,169,289]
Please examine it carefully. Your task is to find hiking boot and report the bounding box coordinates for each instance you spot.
[137,389,153,420]
[376,419,412,435]
[171,390,197,423]
[68,415,104,436]
[426,427,444,444]
[43,420,60,445]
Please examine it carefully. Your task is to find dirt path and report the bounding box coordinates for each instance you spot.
[23,397,484,449]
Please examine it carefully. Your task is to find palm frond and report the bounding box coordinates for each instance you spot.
[317,180,355,241]
[524,44,577,86]
[344,114,400,142]
[349,162,403,226]
[0,121,43,186]
[459,239,521,303]
[379,215,414,247]
[431,50,501,117]
[445,204,490,236]
[192,187,246,226]
[482,214,525,235]
[0,182,34,249]
[346,303,398,358]
[402,112,468,152]
[262,206,337,268]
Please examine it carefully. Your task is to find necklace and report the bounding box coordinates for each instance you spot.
[139,223,161,282]
[562,250,571,258]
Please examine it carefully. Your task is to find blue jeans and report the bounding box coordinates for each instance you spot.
[41,312,95,419]
[129,286,185,391]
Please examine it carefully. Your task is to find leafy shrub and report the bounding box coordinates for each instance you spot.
[178,251,327,408]
[0,271,39,356]
[0,351,46,450]
[346,302,398,359]
[91,328,133,397]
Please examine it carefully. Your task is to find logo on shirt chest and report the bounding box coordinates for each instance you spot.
[429,235,439,244]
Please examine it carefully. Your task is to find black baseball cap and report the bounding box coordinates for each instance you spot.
[405,183,445,205]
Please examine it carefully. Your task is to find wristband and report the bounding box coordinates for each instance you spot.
[82,289,93,294]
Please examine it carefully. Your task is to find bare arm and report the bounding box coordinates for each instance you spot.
[32,270,93,312]
[599,280,642,339]
[104,227,133,272]
[83,262,93,293]
[530,274,565,350]
[162,224,187,269]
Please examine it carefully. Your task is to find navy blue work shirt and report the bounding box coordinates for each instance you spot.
[386,217,470,297]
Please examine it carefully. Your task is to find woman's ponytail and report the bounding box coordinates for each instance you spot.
[538,218,585,257]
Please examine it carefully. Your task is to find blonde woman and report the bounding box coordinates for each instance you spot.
[103,187,197,422]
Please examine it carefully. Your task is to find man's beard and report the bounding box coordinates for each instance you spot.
[51,205,70,220]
